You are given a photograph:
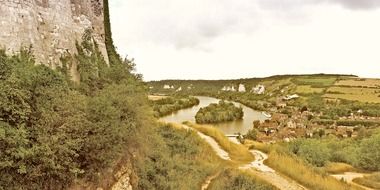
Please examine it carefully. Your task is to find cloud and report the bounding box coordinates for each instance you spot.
[110,0,263,50]
[257,0,380,10]
[329,0,380,9]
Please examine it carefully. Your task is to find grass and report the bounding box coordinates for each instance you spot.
[141,122,227,190]
[208,169,278,190]
[295,85,325,94]
[323,162,357,174]
[265,151,363,190]
[184,122,255,164]
[244,140,272,153]
[353,172,380,189]
[293,77,337,87]
[324,86,380,103]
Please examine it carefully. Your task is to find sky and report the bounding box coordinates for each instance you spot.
[109,0,380,81]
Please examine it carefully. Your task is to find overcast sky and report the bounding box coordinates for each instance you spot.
[109,0,380,81]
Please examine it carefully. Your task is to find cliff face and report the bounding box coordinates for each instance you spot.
[0,0,108,67]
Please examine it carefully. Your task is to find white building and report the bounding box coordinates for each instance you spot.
[176,87,182,92]
[163,85,171,89]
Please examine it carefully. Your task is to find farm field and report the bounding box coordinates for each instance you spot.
[335,78,380,88]
[295,85,325,94]
[324,86,380,103]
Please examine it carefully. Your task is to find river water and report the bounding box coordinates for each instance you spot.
[161,96,268,135]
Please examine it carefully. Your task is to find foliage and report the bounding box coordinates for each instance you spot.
[208,169,276,190]
[150,96,199,117]
[135,123,223,190]
[286,132,380,171]
[0,28,146,189]
[244,128,259,141]
[195,101,244,124]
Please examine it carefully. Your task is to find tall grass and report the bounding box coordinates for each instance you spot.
[265,151,363,190]
[353,173,380,189]
[184,122,254,164]
[208,169,278,190]
[244,140,272,153]
[323,162,356,174]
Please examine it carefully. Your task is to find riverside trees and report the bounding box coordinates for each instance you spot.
[195,101,244,124]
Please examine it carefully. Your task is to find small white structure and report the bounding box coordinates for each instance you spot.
[149,86,154,89]
[163,85,171,89]
[170,85,175,89]
[251,85,265,94]
[283,94,300,101]
[222,85,236,92]
[238,84,246,92]
[176,87,182,92]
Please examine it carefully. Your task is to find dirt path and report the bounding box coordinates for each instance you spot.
[181,124,230,160]
[200,132,306,190]
[181,124,306,190]
[331,172,373,190]
[239,150,307,190]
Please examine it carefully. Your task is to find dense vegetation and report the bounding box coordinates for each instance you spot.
[286,130,380,171]
[208,169,276,190]
[195,101,244,124]
[150,96,199,117]
[0,32,149,189]
[137,123,224,189]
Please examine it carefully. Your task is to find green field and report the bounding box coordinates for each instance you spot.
[295,85,325,94]
[324,86,380,103]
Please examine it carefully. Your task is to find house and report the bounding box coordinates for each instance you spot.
[287,120,297,129]
[272,113,289,123]
[251,85,265,94]
[176,87,182,92]
[238,84,246,92]
[277,102,287,108]
[163,85,171,89]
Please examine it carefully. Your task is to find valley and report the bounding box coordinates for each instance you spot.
[148,74,380,190]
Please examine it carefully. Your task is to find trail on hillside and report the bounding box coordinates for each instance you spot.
[240,150,307,190]
[188,126,307,190]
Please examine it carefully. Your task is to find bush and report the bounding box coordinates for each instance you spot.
[209,169,275,190]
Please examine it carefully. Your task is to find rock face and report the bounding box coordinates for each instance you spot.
[0,0,108,67]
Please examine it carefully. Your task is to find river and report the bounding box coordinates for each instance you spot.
[161,96,268,135]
